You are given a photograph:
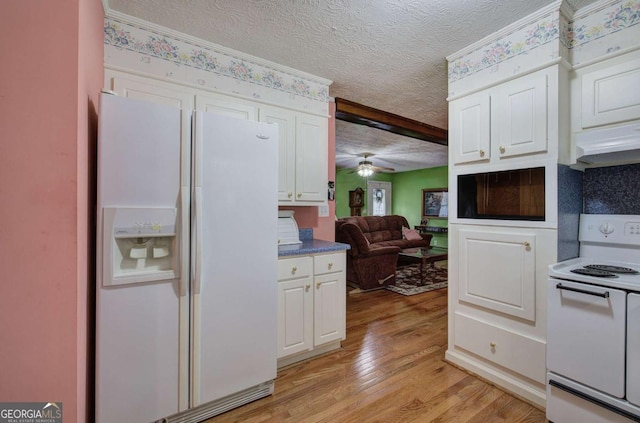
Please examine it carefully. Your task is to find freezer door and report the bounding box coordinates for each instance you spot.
[96,94,184,422]
[191,111,279,406]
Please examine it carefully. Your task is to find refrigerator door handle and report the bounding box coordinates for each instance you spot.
[179,186,190,297]
[192,186,203,295]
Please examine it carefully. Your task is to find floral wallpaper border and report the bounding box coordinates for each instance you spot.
[569,0,640,50]
[104,17,330,103]
[449,15,560,82]
[449,0,640,82]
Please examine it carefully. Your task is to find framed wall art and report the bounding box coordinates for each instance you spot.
[422,189,448,218]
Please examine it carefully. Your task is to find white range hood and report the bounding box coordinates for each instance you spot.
[576,123,640,164]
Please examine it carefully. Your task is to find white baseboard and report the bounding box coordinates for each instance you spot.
[445,349,546,409]
[277,341,342,369]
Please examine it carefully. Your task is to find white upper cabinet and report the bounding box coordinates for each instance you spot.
[194,95,328,206]
[105,71,329,207]
[450,67,552,166]
[108,73,195,110]
[580,55,640,129]
[260,107,328,205]
[195,93,258,121]
[495,70,548,159]
[450,90,491,164]
[259,106,296,203]
[294,113,328,204]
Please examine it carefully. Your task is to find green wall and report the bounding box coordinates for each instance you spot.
[335,166,449,248]
[391,166,448,227]
[391,166,448,247]
[335,169,393,218]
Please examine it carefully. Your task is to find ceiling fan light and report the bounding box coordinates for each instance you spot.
[357,167,374,177]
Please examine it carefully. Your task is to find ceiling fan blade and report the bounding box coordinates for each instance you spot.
[373,165,395,172]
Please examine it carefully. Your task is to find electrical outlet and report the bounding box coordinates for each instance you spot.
[318,204,329,217]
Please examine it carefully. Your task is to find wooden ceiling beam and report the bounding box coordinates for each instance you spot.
[334,97,448,146]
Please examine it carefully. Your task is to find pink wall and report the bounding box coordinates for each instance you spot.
[0,1,103,421]
[78,0,105,420]
[280,101,336,241]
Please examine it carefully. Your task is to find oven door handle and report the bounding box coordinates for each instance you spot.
[556,283,610,298]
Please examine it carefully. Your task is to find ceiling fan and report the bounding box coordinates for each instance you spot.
[349,153,395,177]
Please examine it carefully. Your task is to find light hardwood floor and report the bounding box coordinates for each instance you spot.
[210,287,546,422]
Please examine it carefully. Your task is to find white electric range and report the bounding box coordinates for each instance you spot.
[547,214,640,423]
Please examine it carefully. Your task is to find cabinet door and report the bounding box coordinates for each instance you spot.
[277,276,313,358]
[450,90,491,164]
[582,57,640,128]
[295,113,328,202]
[109,74,195,110]
[494,70,548,159]
[458,228,536,321]
[314,272,346,346]
[260,106,296,203]
[195,93,258,120]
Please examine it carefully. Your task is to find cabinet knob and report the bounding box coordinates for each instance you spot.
[479,149,485,157]
[305,284,310,291]
[287,192,293,198]
[297,192,302,198]
[316,282,321,289]
[523,241,531,250]
[490,341,496,348]
[499,146,506,154]
[291,266,297,274]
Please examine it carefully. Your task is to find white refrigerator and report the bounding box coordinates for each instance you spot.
[95,93,278,423]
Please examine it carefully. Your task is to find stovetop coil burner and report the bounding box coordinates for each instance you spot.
[570,268,619,278]
[585,264,639,274]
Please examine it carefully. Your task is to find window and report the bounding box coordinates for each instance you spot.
[367,181,392,216]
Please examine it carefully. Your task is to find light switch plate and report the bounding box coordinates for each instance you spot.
[318,204,329,217]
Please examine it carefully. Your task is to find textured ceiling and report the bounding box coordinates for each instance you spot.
[335,120,448,172]
[107,0,599,172]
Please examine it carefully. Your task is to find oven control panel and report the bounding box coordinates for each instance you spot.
[580,214,640,245]
[626,222,640,237]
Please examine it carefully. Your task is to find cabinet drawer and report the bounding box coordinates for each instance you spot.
[278,256,312,281]
[454,312,545,384]
[313,253,345,275]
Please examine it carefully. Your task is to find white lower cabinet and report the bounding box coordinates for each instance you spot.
[454,313,546,384]
[446,223,556,408]
[457,228,536,321]
[277,252,346,367]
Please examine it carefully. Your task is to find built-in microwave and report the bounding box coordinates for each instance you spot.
[457,166,545,221]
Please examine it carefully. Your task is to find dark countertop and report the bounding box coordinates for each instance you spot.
[278,239,350,257]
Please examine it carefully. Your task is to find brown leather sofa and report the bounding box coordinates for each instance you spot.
[335,215,432,291]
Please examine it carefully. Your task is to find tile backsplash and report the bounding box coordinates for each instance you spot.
[557,165,583,261]
[584,164,640,214]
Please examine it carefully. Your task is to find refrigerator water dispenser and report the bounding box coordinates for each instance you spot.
[102,207,178,286]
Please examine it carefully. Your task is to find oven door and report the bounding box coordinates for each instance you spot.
[629,293,640,407]
[547,279,627,398]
